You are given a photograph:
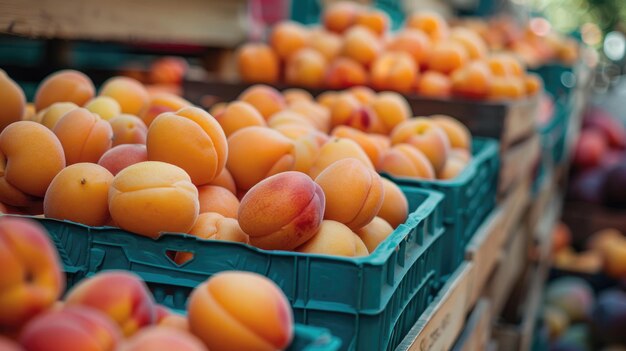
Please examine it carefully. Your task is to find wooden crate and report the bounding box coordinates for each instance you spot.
[498,134,540,196]
[465,177,530,309]
[561,201,626,248]
[0,0,249,47]
[451,299,492,351]
[396,263,474,351]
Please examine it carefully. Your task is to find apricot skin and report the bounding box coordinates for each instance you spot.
[0,69,26,132]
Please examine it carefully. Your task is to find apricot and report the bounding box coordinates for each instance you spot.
[140,93,190,126]
[525,73,543,95]
[65,271,156,336]
[450,148,472,163]
[99,76,150,116]
[269,21,309,60]
[432,115,471,150]
[268,110,316,130]
[208,168,237,195]
[331,126,385,165]
[370,134,392,157]
[237,43,280,83]
[347,86,376,104]
[285,48,327,88]
[291,133,325,173]
[44,163,113,226]
[315,158,383,230]
[147,107,227,185]
[297,220,369,256]
[324,57,368,89]
[370,91,411,133]
[214,101,266,137]
[108,161,199,238]
[356,216,394,252]
[427,41,469,75]
[370,52,418,93]
[0,217,64,329]
[188,272,293,351]
[109,114,148,146]
[308,137,374,179]
[308,29,342,60]
[378,144,436,179]
[98,144,148,176]
[158,314,189,332]
[208,102,227,117]
[273,124,330,143]
[85,96,122,120]
[341,25,382,67]
[487,54,524,77]
[386,29,432,66]
[390,118,451,172]
[22,103,36,122]
[450,60,492,99]
[0,121,66,206]
[197,185,239,218]
[239,171,325,250]
[417,71,452,98]
[449,27,488,60]
[19,307,122,351]
[34,70,95,111]
[355,8,389,36]
[39,102,79,130]
[329,93,383,132]
[288,100,331,132]
[122,327,207,351]
[378,178,409,228]
[54,108,113,164]
[226,127,295,190]
[488,77,526,100]
[323,1,360,34]
[439,156,466,180]
[316,90,339,109]
[283,88,313,104]
[238,84,287,120]
[406,11,449,42]
[0,69,26,131]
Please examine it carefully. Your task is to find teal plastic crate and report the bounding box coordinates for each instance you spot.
[290,0,405,31]
[538,97,569,166]
[20,187,444,351]
[529,64,575,101]
[381,137,499,276]
[288,325,342,351]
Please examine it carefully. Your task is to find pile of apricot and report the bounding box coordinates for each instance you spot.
[236,1,545,100]
[0,216,294,351]
[0,68,472,258]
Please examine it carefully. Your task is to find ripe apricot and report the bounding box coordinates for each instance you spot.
[331,126,385,165]
[308,137,374,179]
[450,60,492,99]
[197,185,239,218]
[370,91,411,134]
[341,25,382,67]
[238,85,286,120]
[99,76,149,116]
[329,93,382,132]
[34,70,95,111]
[315,158,383,230]
[108,161,199,238]
[109,114,148,146]
[140,93,190,126]
[323,1,361,34]
[347,86,376,104]
[427,41,469,75]
[487,54,524,77]
[378,144,435,179]
[283,88,313,104]
[214,101,266,137]
[237,43,280,83]
[269,21,309,60]
[0,69,26,132]
[54,108,113,164]
[406,11,449,42]
[308,29,342,60]
[355,8,389,36]
[39,102,79,130]
[525,73,543,95]
[390,118,451,172]
[370,52,419,93]
[288,100,331,133]
[324,57,369,89]
[432,115,471,150]
[297,220,369,257]
[84,96,122,120]
[122,327,207,351]
[239,171,325,250]
[285,48,327,88]
[44,163,113,226]
[488,76,526,100]
[449,27,488,60]
[98,144,148,176]
[378,178,409,228]
[439,156,466,180]
[147,107,227,185]
[386,29,432,66]
[356,216,394,252]
[208,168,237,195]
[416,71,452,98]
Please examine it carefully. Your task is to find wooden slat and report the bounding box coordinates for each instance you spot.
[0,0,249,47]
[465,178,530,309]
[499,135,540,195]
[451,299,492,351]
[396,263,473,351]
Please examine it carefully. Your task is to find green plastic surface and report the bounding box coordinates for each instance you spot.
[288,325,343,351]
[382,137,499,276]
[16,187,444,351]
[290,0,405,30]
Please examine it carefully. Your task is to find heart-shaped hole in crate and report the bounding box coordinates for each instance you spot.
[165,250,194,267]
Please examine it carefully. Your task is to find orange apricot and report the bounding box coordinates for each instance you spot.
[97,144,148,176]
[390,118,451,172]
[39,102,79,130]
[147,107,227,185]
[378,144,436,179]
[386,29,432,66]
[323,1,361,34]
[308,137,374,179]
[316,90,339,109]
[285,48,327,88]
[341,25,382,67]
[268,110,316,130]
[487,54,525,77]
[356,216,394,252]
[54,108,113,164]
[109,114,148,146]
[197,185,240,218]
[238,84,287,120]
[525,73,543,95]
[214,101,266,137]
[406,11,449,42]
[188,272,293,351]
[347,86,376,104]
[140,93,190,126]
[296,220,369,256]
[34,70,95,111]
[355,8,390,36]
[432,115,471,150]
[269,21,309,60]
[122,327,207,351]
[315,158,383,230]
[308,29,343,60]
[99,76,150,116]
[237,43,280,83]
[44,163,113,226]
[208,168,237,195]
[488,76,526,100]
[324,57,369,89]
[0,69,26,131]
[370,52,419,93]
[329,93,383,132]
[378,178,409,228]
[331,125,385,165]
[439,156,467,180]
[84,96,122,120]
[370,91,412,134]
[283,88,313,104]
[449,27,488,60]
[287,100,331,132]
[416,71,452,98]
[108,161,199,238]
[427,41,469,75]
[450,60,492,99]
[0,121,66,206]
